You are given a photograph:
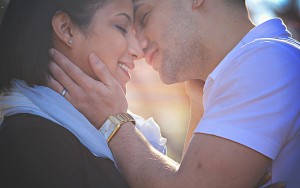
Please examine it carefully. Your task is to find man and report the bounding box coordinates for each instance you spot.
[49,0,300,187]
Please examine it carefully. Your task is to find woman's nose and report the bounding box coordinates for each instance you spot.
[128,34,145,59]
[135,31,148,53]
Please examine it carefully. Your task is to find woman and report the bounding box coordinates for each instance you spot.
[0,0,166,187]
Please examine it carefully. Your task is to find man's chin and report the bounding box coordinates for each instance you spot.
[159,73,178,85]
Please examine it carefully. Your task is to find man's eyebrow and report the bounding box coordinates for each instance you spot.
[116,13,132,23]
[133,3,144,16]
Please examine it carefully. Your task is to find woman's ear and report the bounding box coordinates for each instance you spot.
[192,0,204,9]
[52,12,77,47]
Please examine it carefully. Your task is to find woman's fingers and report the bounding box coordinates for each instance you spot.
[264,182,286,188]
[47,75,71,100]
[47,49,128,128]
[256,172,271,187]
[48,48,96,87]
[255,171,286,188]
[48,61,79,95]
[89,53,113,86]
[185,79,205,104]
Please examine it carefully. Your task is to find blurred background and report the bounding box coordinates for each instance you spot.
[1,0,299,162]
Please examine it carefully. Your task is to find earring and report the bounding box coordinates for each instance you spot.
[68,38,73,44]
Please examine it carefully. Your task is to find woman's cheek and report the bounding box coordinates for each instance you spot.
[114,37,129,55]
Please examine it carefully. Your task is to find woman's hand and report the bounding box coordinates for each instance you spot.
[256,172,286,188]
[184,79,205,104]
[48,49,128,129]
[183,79,205,156]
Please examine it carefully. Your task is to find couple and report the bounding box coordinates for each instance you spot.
[0,0,299,188]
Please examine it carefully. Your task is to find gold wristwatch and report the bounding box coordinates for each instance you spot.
[100,113,135,143]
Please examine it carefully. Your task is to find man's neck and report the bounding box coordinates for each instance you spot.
[198,6,254,81]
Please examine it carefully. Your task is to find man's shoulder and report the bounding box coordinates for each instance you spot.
[240,37,300,60]
[221,37,300,79]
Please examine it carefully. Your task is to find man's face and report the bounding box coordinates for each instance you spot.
[133,0,206,84]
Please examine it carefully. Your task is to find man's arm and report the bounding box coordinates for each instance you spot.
[47,49,274,188]
[109,121,271,188]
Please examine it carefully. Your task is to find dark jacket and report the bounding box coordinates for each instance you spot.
[0,113,129,188]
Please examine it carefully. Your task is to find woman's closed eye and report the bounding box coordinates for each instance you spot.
[115,25,128,34]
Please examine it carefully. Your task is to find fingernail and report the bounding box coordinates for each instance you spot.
[279,182,286,187]
[49,48,55,56]
[265,172,271,179]
[50,61,56,68]
[90,53,99,63]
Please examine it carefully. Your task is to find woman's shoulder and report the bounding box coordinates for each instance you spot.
[1,113,71,132]
[0,113,129,188]
[0,113,82,149]
[0,113,84,158]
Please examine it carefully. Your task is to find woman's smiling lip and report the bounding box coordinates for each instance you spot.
[118,61,135,80]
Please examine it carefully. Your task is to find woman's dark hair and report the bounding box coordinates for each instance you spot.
[0,0,109,91]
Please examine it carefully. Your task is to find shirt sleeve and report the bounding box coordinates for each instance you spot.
[195,41,300,159]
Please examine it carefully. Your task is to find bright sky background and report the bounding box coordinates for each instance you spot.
[247,0,299,24]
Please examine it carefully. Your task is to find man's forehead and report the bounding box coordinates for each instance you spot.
[133,0,158,10]
[133,0,142,4]
[133,0,144,7]
[133,0,154,15]
[133,0,144,14]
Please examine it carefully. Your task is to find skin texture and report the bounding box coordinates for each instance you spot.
[48,51,272,188]
[52,0,143,93]
[48,0,288,187]
[182,79,204,156]
[48,51,284,188]
[134,0,205,84]
[134,0,255,83]
[49,0,144,128]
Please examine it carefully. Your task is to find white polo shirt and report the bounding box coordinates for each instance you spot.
[195,18,300,187]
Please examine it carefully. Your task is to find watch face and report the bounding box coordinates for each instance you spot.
[100,113,135,142]
[100,119,116,140]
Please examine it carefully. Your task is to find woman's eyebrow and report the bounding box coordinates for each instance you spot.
[116,13,132,23]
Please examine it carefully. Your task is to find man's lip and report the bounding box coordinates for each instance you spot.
[144,48,158,66]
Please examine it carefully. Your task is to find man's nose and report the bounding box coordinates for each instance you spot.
[135,31,148,54]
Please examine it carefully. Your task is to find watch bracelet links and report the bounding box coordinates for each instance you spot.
[107,124,121,143]
[107,113,136,143]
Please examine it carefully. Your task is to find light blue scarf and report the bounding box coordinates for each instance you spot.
[0,80,167,161]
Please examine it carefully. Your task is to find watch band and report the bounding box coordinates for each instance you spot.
[100,113,135,143]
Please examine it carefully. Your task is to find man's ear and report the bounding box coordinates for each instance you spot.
[52,12,77,47]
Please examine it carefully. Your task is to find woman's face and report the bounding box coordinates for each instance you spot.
[66,0,143,93]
